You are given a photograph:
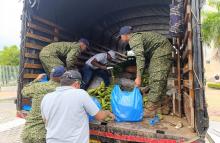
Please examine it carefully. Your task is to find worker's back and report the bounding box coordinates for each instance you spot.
[41,87,97,143]
[40,42,80,57]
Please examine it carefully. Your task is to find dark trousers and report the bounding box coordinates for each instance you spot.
[81,64,110,90]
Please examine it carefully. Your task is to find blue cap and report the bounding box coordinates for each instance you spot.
[118,26,132,37]
[51,66,65,77]
[79,38,89,47]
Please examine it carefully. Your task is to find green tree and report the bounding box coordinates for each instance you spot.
[202,0,220,48]
[0,45,20,66]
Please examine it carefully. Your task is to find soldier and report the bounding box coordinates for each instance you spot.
[118,26,173,117]
[21,66,65,143]
[39,38,89,75]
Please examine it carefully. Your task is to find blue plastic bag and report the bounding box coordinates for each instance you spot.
[88,96,102,121]
[39,74,48,82]
[111,85,143,122]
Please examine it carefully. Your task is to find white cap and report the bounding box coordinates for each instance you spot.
[108,50,116,59]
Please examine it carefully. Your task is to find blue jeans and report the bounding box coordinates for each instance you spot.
[81,65,110,90]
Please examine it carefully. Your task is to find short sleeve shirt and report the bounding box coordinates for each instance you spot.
[85,53,108,69]
[41,86,99,143]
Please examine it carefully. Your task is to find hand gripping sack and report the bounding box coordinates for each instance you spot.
[111,85,143,122]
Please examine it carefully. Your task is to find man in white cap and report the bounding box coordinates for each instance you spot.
[81,50,116,89]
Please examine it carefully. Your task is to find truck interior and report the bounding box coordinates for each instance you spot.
[17,0,209,142]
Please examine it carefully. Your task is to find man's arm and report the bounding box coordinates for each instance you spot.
[129,33,145,86]
[82,91,114,121]
[21,74,46,98]
[91,58,107,70]
[66,48,80,69]
[94,110,115,121]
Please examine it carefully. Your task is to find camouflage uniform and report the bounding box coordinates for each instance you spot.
[21,80,59,143]
[129,32,172,103]
[39,42,81,75]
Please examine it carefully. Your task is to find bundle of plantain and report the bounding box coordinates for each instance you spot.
[87,82,114,111]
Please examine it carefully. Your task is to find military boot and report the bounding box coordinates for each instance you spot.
[144,101,161,118]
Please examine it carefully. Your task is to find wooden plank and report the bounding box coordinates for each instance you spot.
[24,63,43,69]
[92,42,127,58]
[25,42,44,50]
[183,26,191,47]
[27,22,72,41]
[23,73,39,79]
[28,22,56,36]
[182,47,188,60]
[24,53,39,59]
[176,38,182,117]
[32,15,66,32]
[183,80,193,89]
[184,0,189,11]
[184,93,191,124]
[184,5,191,24]
[183,63,189,74]
[26,32,53,43]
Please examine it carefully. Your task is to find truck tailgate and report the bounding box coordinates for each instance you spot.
[90,115,197,142]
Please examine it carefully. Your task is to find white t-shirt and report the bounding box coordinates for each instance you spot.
[41,86,99,143]
[86,53,108,69]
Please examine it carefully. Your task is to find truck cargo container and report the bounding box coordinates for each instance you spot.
[17,0,208,142]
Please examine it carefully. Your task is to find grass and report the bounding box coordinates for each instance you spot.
[207,82,220,89]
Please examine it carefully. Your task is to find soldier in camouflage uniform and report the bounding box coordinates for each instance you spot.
[21,66,65,143]
[39,38,89,76]
[118,26,173,117]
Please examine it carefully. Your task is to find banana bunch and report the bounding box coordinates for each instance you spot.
[87,82,113,111]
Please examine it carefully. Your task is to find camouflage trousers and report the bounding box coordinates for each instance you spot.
[145,41,172,103]
[39,55,65,76]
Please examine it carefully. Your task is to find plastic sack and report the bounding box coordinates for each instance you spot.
[111,85,143,122]
[88,96,102,121]
[39,73,48,82]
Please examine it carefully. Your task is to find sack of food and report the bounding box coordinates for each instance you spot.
[111,85,143,122]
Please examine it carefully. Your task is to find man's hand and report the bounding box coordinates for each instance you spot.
[135,76,142,87]
[36,74,47,81]
[101,65,107,70]
[105,110,115,120]
[95,110,115,121]
[91,59,107,70]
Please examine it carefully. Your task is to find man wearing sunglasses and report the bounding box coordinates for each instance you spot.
[41,70,114,143]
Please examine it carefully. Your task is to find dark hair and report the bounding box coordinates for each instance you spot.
[60,77,77,86]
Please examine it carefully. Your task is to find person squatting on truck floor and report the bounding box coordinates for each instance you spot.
[118,26,173,117]
[21,66,65,143]
[81,50,116,90]
[39,38,89,76]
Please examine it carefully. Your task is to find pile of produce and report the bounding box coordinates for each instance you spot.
[87,82,113,111]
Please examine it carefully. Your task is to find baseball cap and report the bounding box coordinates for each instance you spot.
[79,38,90,47]
[50,66,65,77]
[117,26,133,37]
[61,70,82,81]
[108,50,116,59]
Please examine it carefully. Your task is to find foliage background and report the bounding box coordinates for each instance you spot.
[0,45,20,66]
